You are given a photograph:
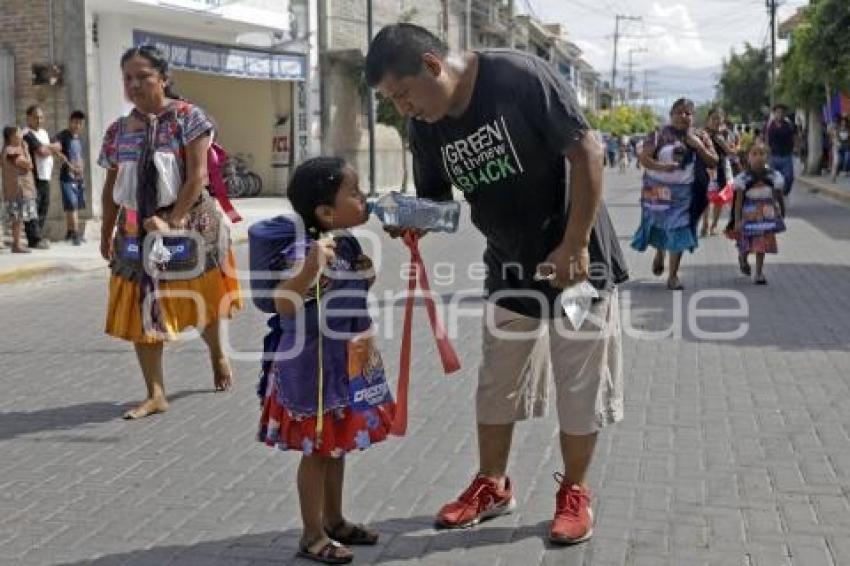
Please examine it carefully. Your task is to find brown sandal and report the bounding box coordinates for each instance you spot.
[325,521,379,546]
[296,538,353,564]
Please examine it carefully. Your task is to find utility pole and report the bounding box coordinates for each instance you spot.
[627,47,647,107]
[441,0,449,42]
[611,14,642,108]
[466,0,473,49]
[508,0,516,48]
[367,0,376,196]
[767,0,777,110]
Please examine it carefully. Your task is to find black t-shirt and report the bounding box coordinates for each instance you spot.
[766,118,796,156]
[22,131,42,182]
[409,49,628,318]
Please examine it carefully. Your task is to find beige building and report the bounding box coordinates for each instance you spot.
[317,0,466,193]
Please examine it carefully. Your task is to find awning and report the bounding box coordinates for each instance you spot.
[133,30,306,81]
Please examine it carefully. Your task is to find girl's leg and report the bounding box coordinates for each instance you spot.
[299,454,353,559]
[667,252,683,289]
[299,454,328,542]
[65,210,77,237]
[700,209,709,237]
[652,248,665,276]
[126,342,168,419]
[738,251,752,276]
[710,204,723,233]
[323,457,345,529]
[323,456,379,545]
[201,320,233,391]
[755,252,766,283]
[11,220,23,251]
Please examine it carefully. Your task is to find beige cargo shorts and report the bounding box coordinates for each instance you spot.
[477,289,624,435]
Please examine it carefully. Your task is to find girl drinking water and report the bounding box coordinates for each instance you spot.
[250,157,395,564]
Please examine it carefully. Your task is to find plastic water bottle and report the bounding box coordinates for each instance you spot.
[368,192,461,233]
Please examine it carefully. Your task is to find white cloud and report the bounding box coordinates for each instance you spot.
[574,39,606,59]
[642,2,715,69]
[523,0,811,75]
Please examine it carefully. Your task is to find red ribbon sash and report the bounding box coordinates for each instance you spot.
[390,232,461,436]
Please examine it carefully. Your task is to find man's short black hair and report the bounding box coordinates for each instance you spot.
[70,110,86,121]
[772,103,789,112]
[365,23,448,87]
[25,105,42,116]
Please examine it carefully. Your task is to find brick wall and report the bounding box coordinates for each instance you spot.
[0,0,71,133]
[0,0,79,238]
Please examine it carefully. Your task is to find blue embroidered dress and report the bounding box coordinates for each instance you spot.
[632,126,703,253]
[250,215,395,458]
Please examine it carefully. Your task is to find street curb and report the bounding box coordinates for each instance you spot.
[0,261,98,285]
[798,175,850,205]
[0,235,250,287]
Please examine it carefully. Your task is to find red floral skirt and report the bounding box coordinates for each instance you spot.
[258,384,395,458]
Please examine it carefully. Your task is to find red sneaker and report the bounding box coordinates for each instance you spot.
[435,475,516,529]
[549,474,594,545]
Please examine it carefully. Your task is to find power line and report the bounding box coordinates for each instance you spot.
[611,14,641,107]
[767,0,777,109]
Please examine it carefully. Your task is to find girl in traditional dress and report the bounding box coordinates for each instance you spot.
[730,141,786,285]
[701,107,738,237]
[251,157,395,564]
[632,98,718,290]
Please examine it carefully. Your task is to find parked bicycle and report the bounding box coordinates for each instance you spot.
[224,153,263,198]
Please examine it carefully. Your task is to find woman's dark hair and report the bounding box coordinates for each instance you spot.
[287,157,347,237]
[670,98,695,113]
[707,106,724,119]
[365,23,448,87]
[3,126,18,145]
[120,45,183,100]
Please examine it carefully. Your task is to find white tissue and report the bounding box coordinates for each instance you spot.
[560,281,599,330]
[149,235,172,265]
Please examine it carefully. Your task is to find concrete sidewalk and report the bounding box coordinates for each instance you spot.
[0,198,290,285]
[797,172,850,205]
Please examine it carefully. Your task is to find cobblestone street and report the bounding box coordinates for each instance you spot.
[2,168,850,565]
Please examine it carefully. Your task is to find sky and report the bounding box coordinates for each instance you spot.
[518,0,810,102]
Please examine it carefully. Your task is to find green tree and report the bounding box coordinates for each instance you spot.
[694,101,716,127]
[586,106,658,136]
[778,0,850,173]
[718,44,770,123]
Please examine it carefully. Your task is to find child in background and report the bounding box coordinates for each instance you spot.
[730,140,786,285]
[1,126,39,253]
[55,111,88,245]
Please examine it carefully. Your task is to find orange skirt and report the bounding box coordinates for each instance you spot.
[105,250,243,344]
